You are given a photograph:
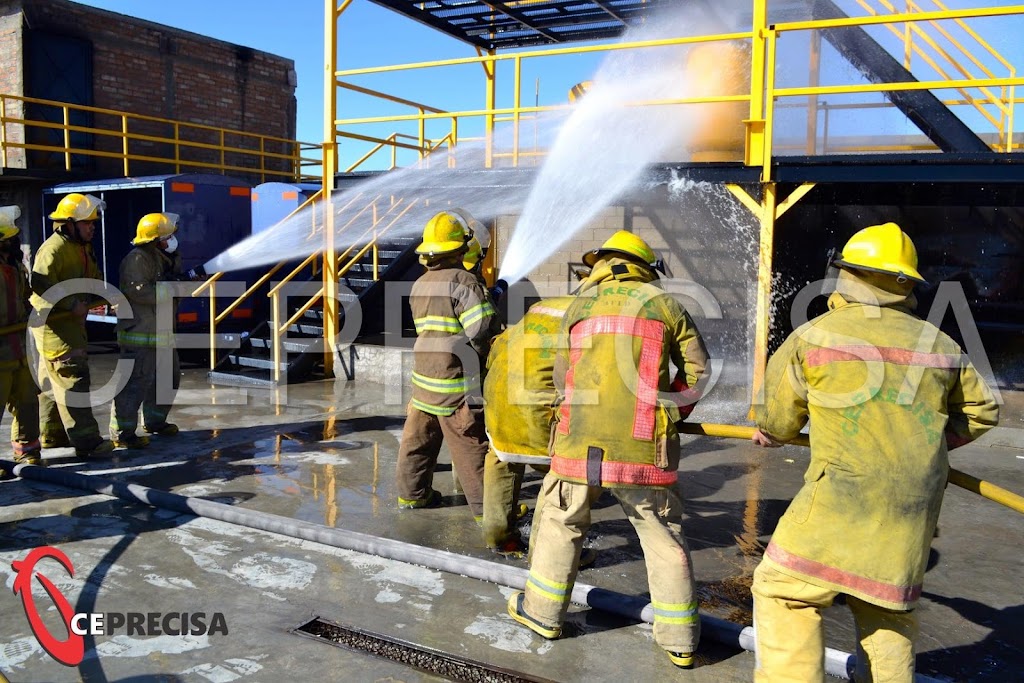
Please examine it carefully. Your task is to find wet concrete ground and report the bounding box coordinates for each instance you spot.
[0,348,1022,682]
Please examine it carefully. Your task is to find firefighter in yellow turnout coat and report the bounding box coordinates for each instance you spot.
[395,210,501,518]
[508,232,708,668]
[481,296,575,556]
[750,223,999,683]
[110,213,184,449]
[0,207,41,468]
[30,193,113,458]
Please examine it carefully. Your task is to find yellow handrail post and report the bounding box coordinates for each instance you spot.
[63,106,71,171]
[174,122,181,174]
[449,116,458,169]
[272,289,283,384]
[391,133,397,169]
[260,136,266,183]
[904,0,913,69]
[208,279,217,371]
[1,97,7,168]
[418,107,426,161]
[480,47,496,169]
[513,55,522,167]
[372,226,379,280]
[746,0,769,177]
[122,115,130,176]
[807,30,822,155]
[1008,78,1016,153]
[219,129,225,171]
[762,29,778,180]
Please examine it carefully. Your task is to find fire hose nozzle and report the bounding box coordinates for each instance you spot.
[489,278,509,302]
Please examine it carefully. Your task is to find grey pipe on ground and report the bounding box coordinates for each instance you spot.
[3,461,944,682]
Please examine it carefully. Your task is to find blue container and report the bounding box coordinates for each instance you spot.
[251,181,320,234]
[41,173,256,333]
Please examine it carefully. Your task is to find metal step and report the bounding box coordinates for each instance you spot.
[289,322,324,336]
[208,369,277,388]
[249,337,318,353]
[228,354,285,371]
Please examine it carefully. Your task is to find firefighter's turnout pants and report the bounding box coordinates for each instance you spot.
[524,474,700,653]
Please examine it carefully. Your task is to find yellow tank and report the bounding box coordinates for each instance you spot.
[685,41,750,162]
[568,81,593,104]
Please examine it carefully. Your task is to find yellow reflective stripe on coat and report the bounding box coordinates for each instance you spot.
[458,301,495,329]
[526,570,570,603]
[410,398,458,416]
[414,315,462,334]
[411,372,473,394]
[651,599,699,625]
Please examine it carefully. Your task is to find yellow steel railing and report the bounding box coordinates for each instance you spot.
[264,194,418,382]
[194,189,324,370]
[0,93,321,182]
[332,32,753,171]
[331,3,1024,174]
[754,4,1024,178]
[195,186,423,382]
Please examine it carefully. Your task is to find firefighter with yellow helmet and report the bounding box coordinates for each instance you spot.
[750,223,999,682]
[395,209,501,519]
[30,193,113,458]
[0,206,41,470]
[109,213,186,449]
[508,231,708,669]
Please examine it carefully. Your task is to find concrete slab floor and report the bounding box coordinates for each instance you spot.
[0,349,1021,682]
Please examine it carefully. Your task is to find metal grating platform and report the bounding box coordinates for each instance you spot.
[368,0,677,50]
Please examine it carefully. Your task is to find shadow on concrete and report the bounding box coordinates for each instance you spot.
[917,591,1024,682]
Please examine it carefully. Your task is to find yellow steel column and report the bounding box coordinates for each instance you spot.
[322,0,350,377]
[745,0,768,174]
[752,182,777,406]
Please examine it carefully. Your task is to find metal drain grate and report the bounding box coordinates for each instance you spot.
[293,616,559,683]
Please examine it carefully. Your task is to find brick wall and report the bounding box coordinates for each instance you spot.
[2,0,297,181]
[0,6,24,168]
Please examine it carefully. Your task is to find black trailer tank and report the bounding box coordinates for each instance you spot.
[41,173,256,331]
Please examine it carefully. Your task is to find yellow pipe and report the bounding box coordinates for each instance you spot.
[337,80,447,113]
[336,94,750,127]
[777,75,1024,99]
[0,310,73,336]
[679,423,1024,515]
[335,33,753,77]
[775,5,1024,33]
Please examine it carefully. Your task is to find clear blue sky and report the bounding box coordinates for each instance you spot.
[73,0,605,169]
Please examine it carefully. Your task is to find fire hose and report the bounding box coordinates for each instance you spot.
[1,446,956,682]
[677,422,1024,515]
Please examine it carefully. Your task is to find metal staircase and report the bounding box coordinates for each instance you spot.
[206,236,418,387]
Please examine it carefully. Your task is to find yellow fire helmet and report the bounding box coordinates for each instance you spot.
[49,193,105,223]
[0,205,21,240]
[834,222,925,284]
[583,230,657,268]
[416,210,470,257]
[133,212,180,245]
